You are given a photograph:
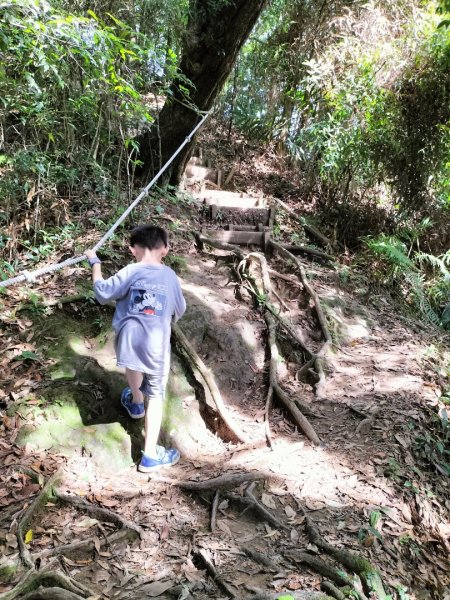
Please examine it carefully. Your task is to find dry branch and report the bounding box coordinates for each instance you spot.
[148,471,264,491]
[172,323,247,443]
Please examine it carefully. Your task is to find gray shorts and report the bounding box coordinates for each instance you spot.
[140,373,168,401]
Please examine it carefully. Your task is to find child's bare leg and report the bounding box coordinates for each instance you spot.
[126,368,144,404]
[144,394,163,458]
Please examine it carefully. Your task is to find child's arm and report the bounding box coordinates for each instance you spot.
[85,250,102,284]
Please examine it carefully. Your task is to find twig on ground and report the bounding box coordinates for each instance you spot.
[210,490,219,532]
[264,386,274,450]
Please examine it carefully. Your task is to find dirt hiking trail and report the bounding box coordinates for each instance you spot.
[0,228,449,600]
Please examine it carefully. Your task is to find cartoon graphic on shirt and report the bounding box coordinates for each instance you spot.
[130,288,166,316]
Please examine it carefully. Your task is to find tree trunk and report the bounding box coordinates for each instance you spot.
[137,0,267,186]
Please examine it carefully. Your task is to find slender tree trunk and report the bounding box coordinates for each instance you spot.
[137,0,267,186]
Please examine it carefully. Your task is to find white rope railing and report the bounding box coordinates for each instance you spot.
[0,111,210,288]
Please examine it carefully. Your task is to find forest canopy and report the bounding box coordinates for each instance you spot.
[0,0,449,324]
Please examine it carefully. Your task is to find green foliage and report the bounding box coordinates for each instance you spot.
[220,1,450,214]
[365,227,450,328]
[0,0,176,250]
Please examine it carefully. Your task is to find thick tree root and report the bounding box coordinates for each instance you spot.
[196,233,245,259]
[268,240,332,345]
[172,323,247,444]
[240,253,321,445]
[149,471,264,491]
[285,551,353,587]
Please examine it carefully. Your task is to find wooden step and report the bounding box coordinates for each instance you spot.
[204,230,271,248]
[196,189,266,208]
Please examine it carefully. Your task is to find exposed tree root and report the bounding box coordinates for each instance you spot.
[241,547,279,571]
[54,491,143,539]
[266,313,321,446]
[303,515,388,599]
[320,581,346,600]
[0,569,92,600]
[281,244,335,263]
[268,240,333,399]
[21,587,85,600]
[34,529,134,562]
[268,240,332,346]
[196,233,245,259]
[285,551,353,587]
[193,548,237,598]
[264,386,274,449]
[239,252,321,445]
[172,323,248,444]
[149,471,264,491]
[2,471,142,600]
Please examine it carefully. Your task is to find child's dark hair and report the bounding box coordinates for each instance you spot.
[130,225,168,250]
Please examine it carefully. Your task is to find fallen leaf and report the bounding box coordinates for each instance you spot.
[24,529,33,544]
[284,505,296,518]
[261,493,277,509]
[138,581,175,597]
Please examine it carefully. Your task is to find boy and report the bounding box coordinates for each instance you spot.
[85,225,186,472]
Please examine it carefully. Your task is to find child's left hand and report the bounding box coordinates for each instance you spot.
[85,249,97,260]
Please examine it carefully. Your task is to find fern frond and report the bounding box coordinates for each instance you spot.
[366,235,415,269]
[405,271,442,326]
